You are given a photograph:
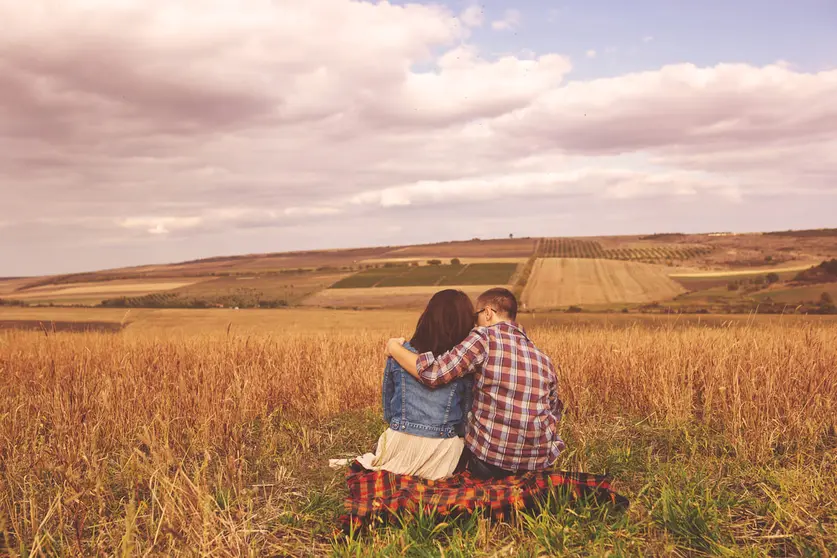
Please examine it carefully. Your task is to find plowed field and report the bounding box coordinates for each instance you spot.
[522,258,685,308]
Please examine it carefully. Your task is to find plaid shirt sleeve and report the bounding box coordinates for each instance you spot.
[415,328,488,388]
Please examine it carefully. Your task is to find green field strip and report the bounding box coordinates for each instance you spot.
[371,268,412,288]
[437,263,518,286]
[330,267,406,288]
[329,263,517,289]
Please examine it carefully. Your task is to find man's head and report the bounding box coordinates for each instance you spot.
[474,287,518,327]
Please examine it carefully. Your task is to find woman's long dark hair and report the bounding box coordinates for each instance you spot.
[410,289,475,357]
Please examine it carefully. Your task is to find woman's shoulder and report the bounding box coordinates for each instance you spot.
[388,342,418,372]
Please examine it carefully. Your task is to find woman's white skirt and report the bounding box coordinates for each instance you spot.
[353,428,464,481]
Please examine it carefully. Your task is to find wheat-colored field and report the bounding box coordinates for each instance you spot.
[9,281,201,299]
[523,258,685,309]
[0,307,418,335]
[0,279,33,297]
[1,319,836,556]
[2,305,836,336]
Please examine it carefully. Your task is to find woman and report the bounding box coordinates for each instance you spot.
[355,289,475,480]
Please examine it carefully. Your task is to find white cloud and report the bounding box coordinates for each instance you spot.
[460,5,484,27]
[346,166,739,209]
[283,207,342,217]
[119,216,203,234]
[491,9,521,31]
[0,0,836,273]
[586,50,597,59]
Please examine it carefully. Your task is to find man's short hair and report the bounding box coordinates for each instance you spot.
[478,287,518,320]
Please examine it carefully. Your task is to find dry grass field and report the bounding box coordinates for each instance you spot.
[697,232,837,267]
[1,318,836,556]
[2,306,835,335]
[113,247,395,276]
[0,279,32,297]
[0,307,418,335]
[523,258,686,309]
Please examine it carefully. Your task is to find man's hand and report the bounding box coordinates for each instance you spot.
[385,337,406,357]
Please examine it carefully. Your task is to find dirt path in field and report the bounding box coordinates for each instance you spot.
[522,258,686,308]
[668,263,816,278]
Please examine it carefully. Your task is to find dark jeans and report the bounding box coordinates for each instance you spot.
[458,447,515,480]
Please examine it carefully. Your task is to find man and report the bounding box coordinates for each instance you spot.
[386,287,565,479]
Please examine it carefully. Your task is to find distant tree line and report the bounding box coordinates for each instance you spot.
[765,228,837,238]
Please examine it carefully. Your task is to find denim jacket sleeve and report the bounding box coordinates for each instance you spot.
[382,357,395,423]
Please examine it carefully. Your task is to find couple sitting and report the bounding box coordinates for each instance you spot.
[355,287,565,481]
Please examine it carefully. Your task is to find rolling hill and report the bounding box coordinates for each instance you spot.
[2,229,836,312]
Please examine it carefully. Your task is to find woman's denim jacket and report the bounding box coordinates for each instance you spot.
[382,342,473,438]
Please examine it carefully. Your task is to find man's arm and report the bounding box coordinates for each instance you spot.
[388,329,488,388]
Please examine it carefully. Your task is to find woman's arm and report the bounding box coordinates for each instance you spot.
[386,339,420,379]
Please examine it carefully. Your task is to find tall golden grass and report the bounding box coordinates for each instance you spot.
[1,322,836,555]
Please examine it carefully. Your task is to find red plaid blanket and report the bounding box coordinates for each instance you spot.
[339,462,629,532]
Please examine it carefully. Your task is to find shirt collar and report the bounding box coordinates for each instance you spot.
[492,320,527,337]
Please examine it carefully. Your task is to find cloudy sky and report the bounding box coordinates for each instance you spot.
[1,0,836,276]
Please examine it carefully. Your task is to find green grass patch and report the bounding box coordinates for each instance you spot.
[323,415,837,556]
[439,263,519,286]
[330,268,408,288]
[377,265,465,287]
[330,264,518,289]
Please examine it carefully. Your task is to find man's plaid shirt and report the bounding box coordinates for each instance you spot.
[416,321,565,472]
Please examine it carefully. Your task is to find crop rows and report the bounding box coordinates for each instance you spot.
[537,238,606,258]
[100,292,180,307]
[536,238,712,261]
